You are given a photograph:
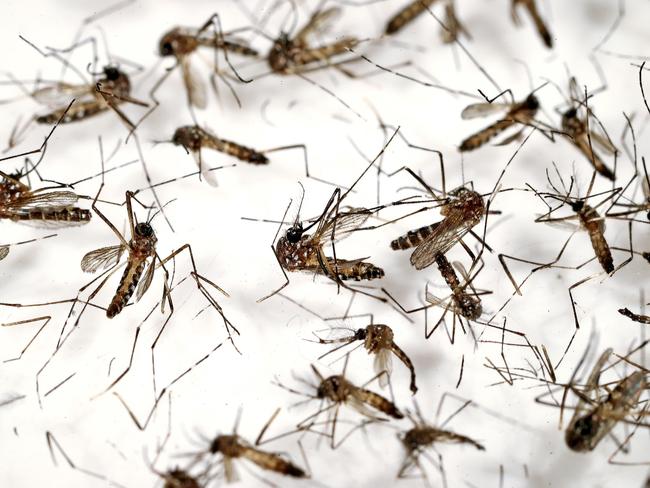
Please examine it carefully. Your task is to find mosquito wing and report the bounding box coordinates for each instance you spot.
[589,131,617,155]
[0,246,9,261]
[31,82,94,107]
[568,348,613,423]
[461,102,511,120]
[135,258,156,301]
[223,456,240,483]
[81,245,125,273]
[190,148,219,187]
[295,7,342,44]
[374,348,393,388]
[410,214,473,270]
[180,56,207,109]
[315,208,372,244]
[4,190,81,210]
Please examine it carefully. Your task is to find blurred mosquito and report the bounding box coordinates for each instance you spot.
[163,124,307,186]
[183,410,308,484]
[274,357,403,449]
[619,308,650,325]
[500,169,630,328]
[157,14,257,109]
[511,0,553,48]
[311,321,418,394]
[385,0,469,43]
[459,92,541,152]
[560,78,617,181]
[564,348,647,454]
[266,6,360,76]
[0,234,57,263]
[398,398,484,486]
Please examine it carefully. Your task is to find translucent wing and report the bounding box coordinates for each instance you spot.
[569,348,613,424]
[295,7,341,44]
[314,208,372,243]
[461,102,511,120]
[589,131,617,154]
[181,56,207,109]
[190,149,219,187]
[223,456,239,483]
[374,348,393,388]
[0,246,8,261]
[4,190,81,210]
[135,258,156,301]
[31,82,94,107]
[410,214,474,270]
[347,392,383,419]
[81,245,125,273]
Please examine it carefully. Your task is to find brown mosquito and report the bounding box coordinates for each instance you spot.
[165,124,307,186]
[312,321,418,394]
[385,0,437,35]
[619,308,650,325]
[563,348,647,453]
[440,0,470,44]
[258,186,386,303]
[157,14,257,109]
[459,93,540,152]
[266,6,360,76]
[183,410,308,484]
[560,78,617,181]
[275,357,403,449]
[511,0,553,48]
[398,396,484,486]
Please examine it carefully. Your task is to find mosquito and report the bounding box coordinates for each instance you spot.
[166,124,306,186]
[258,187,385,302]
[157,14,258,109]
[560,78,617,181]
[184,410,308,484]
[511,0,553,48]
[440,0,470,44]
[398,397,485,486]
[384,0,437,35]
[312,322,418,394]
[275,358,403,449]
[390,186,485,270]
[459,93,540,152]
[564,348,646,453]
[619,308,650,325]
[266,6,360,76]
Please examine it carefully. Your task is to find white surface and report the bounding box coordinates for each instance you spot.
[0,0,649,487]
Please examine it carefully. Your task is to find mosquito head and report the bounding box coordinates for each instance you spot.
[354,328,367,341]
[103,65,121,81]
[565,415,596,452]
[158,29,181,57]
[285,223,304,244]
[135,222,155,238]
[569,200,584,213]
[317,375,349,402]
[564,107,577,119]
[171,125,201,151]
[524,94,540,111]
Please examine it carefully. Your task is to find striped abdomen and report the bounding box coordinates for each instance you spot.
[385,0,436,34]
[391,222,440,250]
[435,254,461,290]
[106,259,146,318]
[390,343,418,394]
[292,39,358,66]
[36,100,106,125]
[459,119,514,152]
[575,137,614,181]
[355,388,403,419]
[13,207,92,224]
[206,138,268,164]
[580,207,613,273]
[241,448,306,478]
[334,260,385,281]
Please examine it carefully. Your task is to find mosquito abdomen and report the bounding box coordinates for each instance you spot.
[294,39,358,66]
[106,259,146,318]
[242,447,306,478]
[459,119,514,152]
[385,0,436,35]
[16,208,92,224]
[211,139,269,164]
[390,222,439,250]
[36,103,106,125]
[336,261,385,281]
[357,388,403,419]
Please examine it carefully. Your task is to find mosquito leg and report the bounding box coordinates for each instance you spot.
[258,246,291,302]
[2,315,51,363]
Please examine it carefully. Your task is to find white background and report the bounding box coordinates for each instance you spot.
[1,0,649,487]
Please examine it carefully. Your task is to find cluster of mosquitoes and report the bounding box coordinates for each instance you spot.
[1,0,650,487]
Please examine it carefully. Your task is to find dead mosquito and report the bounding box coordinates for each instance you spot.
[274,357,403,449]
[459,92,541,152]
[511,0,553,48]
[385,0,469,43]
[163,124,306,186]
[157,14,257,109]
[311,319,418,394]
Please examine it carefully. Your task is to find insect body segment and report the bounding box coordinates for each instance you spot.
[562,108,615,181]
[172,125,268,165]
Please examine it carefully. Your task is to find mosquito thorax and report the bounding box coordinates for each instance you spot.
[172,125,202,151]
[402,427,432,451]
[162,468,200,488]
[365,324,393,351]
[158,28,192,57]
[523,94,540,111]
[285,224,304,244]
[103,66,120,81]
[565,415,596,452]
[444,188,485,220]
[317,375,350,402]
[458,295,482,320]
[268,34,293,72]
[210,434,241,457]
